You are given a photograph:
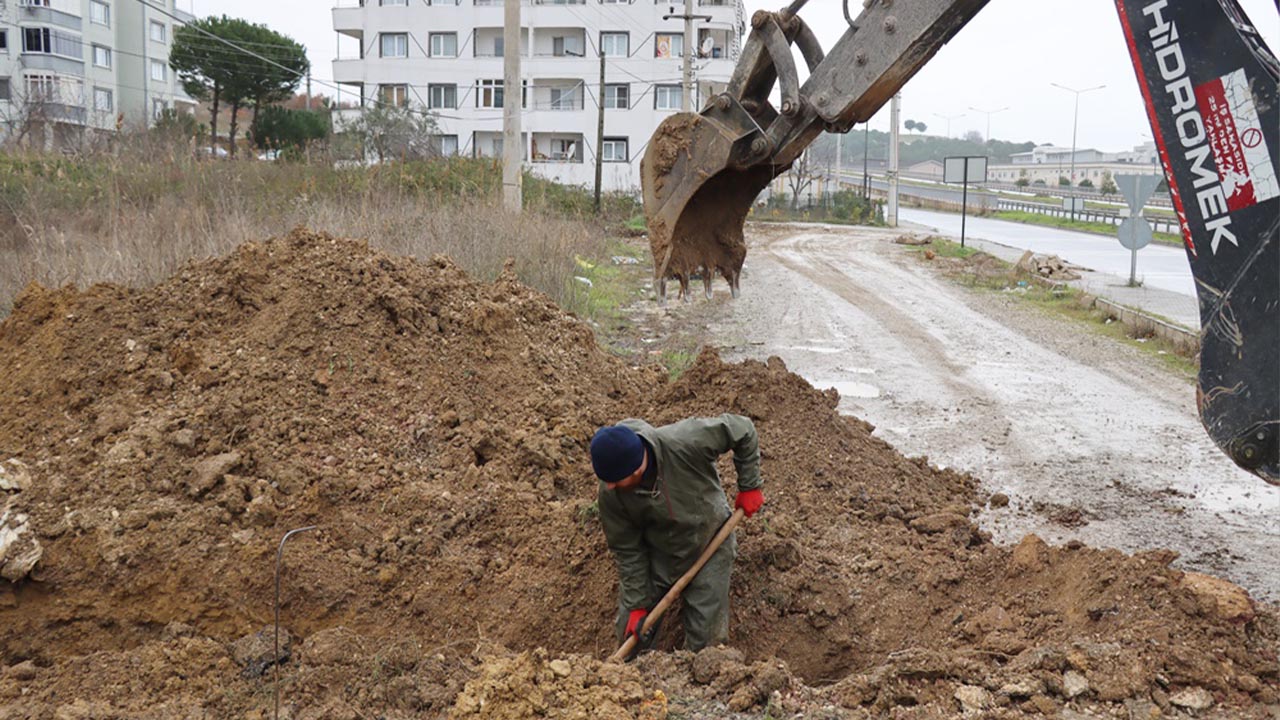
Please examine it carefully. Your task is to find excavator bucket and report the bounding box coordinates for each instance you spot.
[639,0,991,303]
[641,112,776,304]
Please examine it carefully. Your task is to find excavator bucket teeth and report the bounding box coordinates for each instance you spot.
[641,113,775,303]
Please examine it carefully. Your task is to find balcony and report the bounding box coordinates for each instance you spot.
[531,132,583,163]
[530,80,584,111]
[19,0,82,25]
[332,5,363,37]
[532,28,587,58]
[332,58,366,85]
[472,27,527,58]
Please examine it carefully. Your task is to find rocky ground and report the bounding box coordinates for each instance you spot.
[0,228,1275,718]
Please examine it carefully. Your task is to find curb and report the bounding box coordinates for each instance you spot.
[1031,276,1200,356]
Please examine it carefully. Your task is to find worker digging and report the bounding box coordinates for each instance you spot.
[590,415,765,657]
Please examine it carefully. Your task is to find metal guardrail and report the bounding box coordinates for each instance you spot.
[983,179,1173,208]
[995,199,1180,235]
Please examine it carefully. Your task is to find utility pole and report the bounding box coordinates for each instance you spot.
[502,0,523,211]
[306,72,312,111]
[594,50,606,212]
[663,2,711,112]
[888,93,901,226]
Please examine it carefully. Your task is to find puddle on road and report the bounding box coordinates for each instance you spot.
[815,379,881,399]
[782,345,844,354]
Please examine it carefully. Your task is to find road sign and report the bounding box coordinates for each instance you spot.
[1115,174,1162,211]
[1118,216,1153,250]
[944,156,988,184]
[1062,197,1086,212]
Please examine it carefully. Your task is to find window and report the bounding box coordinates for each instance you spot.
[549,137,577,161]
[90,1,110,25]
[0,31,6,51]
[429,32,457,57]
[654,32,683,59]
[603,83,628,110]
[26,74,58,101]
[602,137,628,163]
[0,79,9,101]
[476,79,526,108]
[549,86,579,110]
[150,21,166,43]
[150,59,166,82]
[600,32,628,58]
[428,83,456,109]
[94,87,113,112]
[476,78,503,108]
[380,0,409,5]
[552,35,583,57]
[92,45,111,68]
[492,37,504,57]
[654,84,682,110]
[380,33,408,58]
[152,98,166,119]
[378,83,408,107]
[23,28,82,58]
[431,134,458,156]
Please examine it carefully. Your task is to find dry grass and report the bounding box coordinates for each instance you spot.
[0,141,627,319]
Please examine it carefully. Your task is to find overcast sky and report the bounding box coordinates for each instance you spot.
[194,0,1278,152]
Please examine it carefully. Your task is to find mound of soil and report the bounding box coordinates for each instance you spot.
[0,229,1275,718]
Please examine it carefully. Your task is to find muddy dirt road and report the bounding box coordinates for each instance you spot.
[706,223,1280,600]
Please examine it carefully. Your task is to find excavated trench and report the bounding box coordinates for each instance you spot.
[0,230,1275,717]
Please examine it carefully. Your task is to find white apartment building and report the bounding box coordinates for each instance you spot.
[332,0,746,192]
[0,0,196,147]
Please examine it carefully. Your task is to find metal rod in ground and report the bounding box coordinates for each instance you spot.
[275,525,318,720]
[961,173,969,248]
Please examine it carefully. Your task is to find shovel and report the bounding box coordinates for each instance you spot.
[607,508,745,663]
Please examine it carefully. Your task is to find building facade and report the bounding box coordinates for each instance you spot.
[0,0,196,147]
[332,0,745,192]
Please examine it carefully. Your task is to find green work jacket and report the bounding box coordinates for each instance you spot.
[598,414,761,611]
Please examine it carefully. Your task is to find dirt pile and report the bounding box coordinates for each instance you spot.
[452,649,668,720]
[0,229,1275,718]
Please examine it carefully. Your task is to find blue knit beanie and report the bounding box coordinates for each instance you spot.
[590,425,645,482]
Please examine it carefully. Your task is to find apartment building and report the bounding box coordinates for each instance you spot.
[332,0,745,192]
[0,0,196,147]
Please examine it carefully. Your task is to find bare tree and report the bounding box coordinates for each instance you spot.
[786,149,816,210]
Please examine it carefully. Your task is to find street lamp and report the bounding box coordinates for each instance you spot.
[968,106,1009,143]
[1050,82,1105,222]
[933,112,965,138]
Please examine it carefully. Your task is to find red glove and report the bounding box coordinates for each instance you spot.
[735,488,764,518]
[624,609,648,639]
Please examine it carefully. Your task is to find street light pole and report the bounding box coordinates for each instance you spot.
[933,112,965,138]
[1050,82,1105,222]
[968,105,1009,143]
[862,122,870,198]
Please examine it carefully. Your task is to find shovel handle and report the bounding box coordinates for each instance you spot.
[607,508,746,663]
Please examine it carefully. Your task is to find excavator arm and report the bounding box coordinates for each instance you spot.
[640,0,1278,482]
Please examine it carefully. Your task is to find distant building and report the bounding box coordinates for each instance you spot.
[905,159,943,180]
[0,0,197,148]
[1010,144,1106,165]
[993,142,1161,186]
[331,0,746,193]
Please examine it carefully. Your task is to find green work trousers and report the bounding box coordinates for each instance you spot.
[614,532,736,652]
